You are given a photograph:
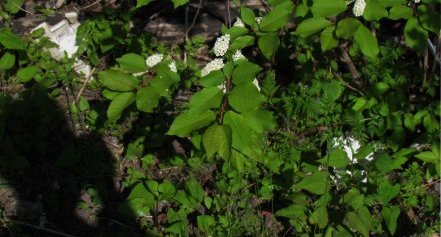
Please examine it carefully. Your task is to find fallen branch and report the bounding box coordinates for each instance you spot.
[339,43,365,89]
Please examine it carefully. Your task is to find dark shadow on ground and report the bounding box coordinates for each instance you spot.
[0,86,144,237]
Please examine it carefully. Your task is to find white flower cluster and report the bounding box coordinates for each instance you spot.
[201,58,224,77]
[146,53,164,68]
[353,0,366,17]
[213,34,231,57]
[232,50,245,62]
[414,0,420,3]
[169,61,177,73]
[233,18,245,27]
[218,83,226,93]
[255,17,263,24]
[253,78,261,92]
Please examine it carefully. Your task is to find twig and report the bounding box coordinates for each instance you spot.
[226,0,232,28]
[184,0,203,40]
[219,76,231,124]
[7,219,80,237]
[339,43,365,89]
[78,0,103,11]
[330,67,365,96]
[75,67,96,102]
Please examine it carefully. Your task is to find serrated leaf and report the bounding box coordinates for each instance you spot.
[223,111,259,157]
[167,111,216,137]
[260,1,294,31]
[197,215,215,233]
[377,181,400,204]
[99,70,139,91]
[229,83,265,113]
[309,206,328,229]
[343,188,364,210]
[347,206,372,237]
[117,53,147,73]
[382,206,400,235]
[326,149,350,168]
[389,5,413,20]
[4,0,24,14]
[363,0,388,21]
[0,52,15,70]
[258,32,279,59]
[202,124,232,159]
[296,171,329,195]
[136,86,160,113]
[404,17,428,51]
[232,61,262,85]
[17,66,38,83]
[354,24,379,58]
[158,182,176,199]
[243,110,276,133]
[188,87,223,115]
[296,18,333,38]
[311,0,347,18]
[185,178,205,202]
[415,151,438,163]
[320,26,338,52]
[107,92,135,121]
[336,17,362,39]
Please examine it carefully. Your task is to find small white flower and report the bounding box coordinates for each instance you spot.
[201,58,224,77]
[169,61,177,73]
[232,50,245,62]
[145,53,163,68]
[353,0,366,17]
[233,18,245,27]
[255,17,263,24]
[213,34,230,57]
[253,78,260,92]
[414,0,420,2]
[218,82,226,93]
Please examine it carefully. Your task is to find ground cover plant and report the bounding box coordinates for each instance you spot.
[0,0,439,236]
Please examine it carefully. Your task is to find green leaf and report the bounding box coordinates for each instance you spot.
[188,87,223,115]
[107,92,135,121]
[4,0,24,14]
[185,177,205,202]
[311,0,347,18]
[223,27,248,39]
[363,0,388,21]
[223,111,260,157]
[229,82,265,113]
[17,66,38,82]
[296,18,333,38]
[240,7,256,26]
[326,149,350,168]
[258,32,279,59]
[309,206,328,229]
[389,5,413,20]
[158,182,176,199]
[197,215,215,233]
[0,28,26,50]
[200,70,225,87]
[136,0,153,8]
[146,180,159,197]
[136,86,160,113]
[377,181,400,204]
[117,53,147,73]
[0,52,15,70]
[354,24,379,58]
[260,1,294,31]
[230,35,255,52]
[404,113,416,131]
[320,26,338,52]
[232,61,262,85]
[296,171,329,195]
[167,111,216,137]
[381,206,400,235]
[379,0,405,7]
[415,151,438,163]
[404,17,429,51]
[347,206,373,237]
[99,70,139,91]
[417,5,440,34]
[243,110,276,133]
[171,0,189,8]
[336,18,362,39]
[343,188,364,210]
[202,124,232,159]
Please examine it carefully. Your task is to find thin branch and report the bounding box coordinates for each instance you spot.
[78,0,103,11]
[226,0,232,28]
[339,43,365,89]
[75,67,96,102]
[184,0,203,41]
[7,219,80,237]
